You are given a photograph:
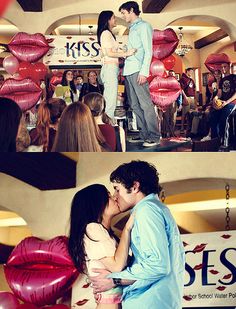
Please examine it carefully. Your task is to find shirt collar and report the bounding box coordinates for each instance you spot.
[131,193,159,213]
[129,17,142,29]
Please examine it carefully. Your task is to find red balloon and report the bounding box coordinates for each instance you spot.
[147,75,154,84]
[4,236,79,306]
[31,62,48,81]
[152,28,179,60]
[17,304,39,309]
[0,291,20,309]
[3,55,19,75]
[162,55,176,70]
[150,60,165,77]
[43,305,70,309]
[18,62,32,79]
[204,53,230,72]
[0,0,13,17]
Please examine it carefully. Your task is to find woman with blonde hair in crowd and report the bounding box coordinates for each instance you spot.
[52,102,110,152]
[83,92,126,151]
[29,98,66,152]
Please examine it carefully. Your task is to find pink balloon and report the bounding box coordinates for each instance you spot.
[152,28,179,60]
[0,291,20,309]
[0,78,42,111]
[8,32,51,63]
[149,76,181,111]
[150,60,165,77]
[4,236,79,306]
[3,55,19,75]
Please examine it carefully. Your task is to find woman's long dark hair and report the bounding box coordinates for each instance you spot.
[68,184,109,272]
[97,10,116,46]
[61,70,77,94]
[0,98,22,152]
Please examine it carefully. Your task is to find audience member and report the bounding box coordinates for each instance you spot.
[52,103,107,152]
[54,70,78,104]
[79,71,104,102]
[83,92,126,151]
[0,97,22,152]
[30,98,66,152]
[210,62,236,148]
[16,117,31,152]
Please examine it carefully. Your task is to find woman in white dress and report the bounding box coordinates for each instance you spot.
[68,184,134,309]
[97,11,136,120]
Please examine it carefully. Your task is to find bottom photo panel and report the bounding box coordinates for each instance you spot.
[0,152,235,309]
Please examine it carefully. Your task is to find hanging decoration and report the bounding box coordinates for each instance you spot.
[175,27,193,57]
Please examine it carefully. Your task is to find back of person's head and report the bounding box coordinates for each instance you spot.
[83,92,104,117]
[47,98,67,124]
[0,97,22,152]
[119,1,141,15]
[68,183,109,272]
[33,99,66,151]
[110,160,162,195]
[97,10,115,45]
[52,102,102,152]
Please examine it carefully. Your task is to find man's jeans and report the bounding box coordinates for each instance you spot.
[125,72,160,142]
[210,102,236,147]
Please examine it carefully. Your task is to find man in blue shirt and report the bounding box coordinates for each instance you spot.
[91,160,185,308]
[120,1,160,147]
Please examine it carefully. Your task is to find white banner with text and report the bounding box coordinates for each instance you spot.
[43,35,128,66]
[182,230,236,307]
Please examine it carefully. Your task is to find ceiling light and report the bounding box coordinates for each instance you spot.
[175,27,193,57]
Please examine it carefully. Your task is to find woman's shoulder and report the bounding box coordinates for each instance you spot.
[86,223,107,234]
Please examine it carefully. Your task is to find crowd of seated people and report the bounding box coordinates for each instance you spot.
[0,70,125,152]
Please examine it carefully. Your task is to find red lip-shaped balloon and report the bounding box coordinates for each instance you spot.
[149,76,181,111]
[8,32,51,63]
[204,53,230,72]
[152,28,179,60]
[4,236,79,307]
[0,78,42,111]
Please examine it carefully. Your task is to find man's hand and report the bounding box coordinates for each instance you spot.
[90,268,115,294]
[137,74,147,85]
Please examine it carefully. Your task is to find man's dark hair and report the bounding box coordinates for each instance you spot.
[186,68,194,72]
[119,1,141,16]
[110,160,162,196]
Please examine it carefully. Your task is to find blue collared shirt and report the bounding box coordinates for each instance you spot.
[123,18,153,77]
[110,194,185,309]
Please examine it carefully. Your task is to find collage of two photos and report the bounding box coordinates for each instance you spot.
[0,1,236,309]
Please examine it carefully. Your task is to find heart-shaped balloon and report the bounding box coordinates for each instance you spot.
[204,53,230,72]
[149,76,181,111]
[4,236,79,306]
[0,78,42,111]
[152,28,179,60]
[0,0,13,17]
[8,32,51,63]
